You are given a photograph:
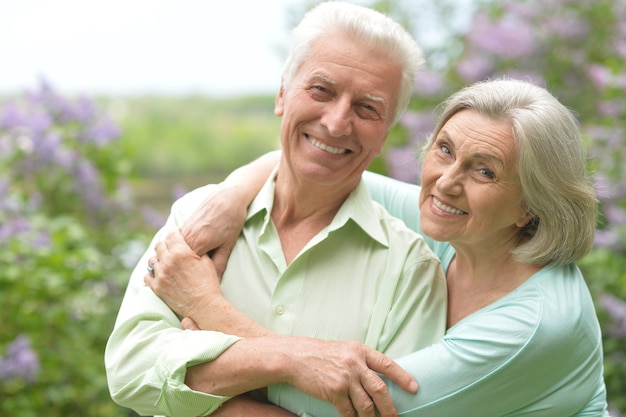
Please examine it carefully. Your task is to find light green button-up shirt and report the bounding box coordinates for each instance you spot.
[105,168,447,417]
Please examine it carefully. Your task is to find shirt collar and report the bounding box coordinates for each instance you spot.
[247,165,389,248]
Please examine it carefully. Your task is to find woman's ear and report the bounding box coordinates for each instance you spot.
[516,209,534,228]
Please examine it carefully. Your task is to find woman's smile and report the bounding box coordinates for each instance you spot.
[431,196,466,215]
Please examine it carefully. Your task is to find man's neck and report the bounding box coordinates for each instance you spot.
[271,171,358,264]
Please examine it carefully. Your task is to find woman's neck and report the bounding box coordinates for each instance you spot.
[445,250,542,329]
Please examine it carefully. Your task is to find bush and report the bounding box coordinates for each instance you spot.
[0,80,144,416]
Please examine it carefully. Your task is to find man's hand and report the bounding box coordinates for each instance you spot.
[276,336,417,417]
[145,229,222,318]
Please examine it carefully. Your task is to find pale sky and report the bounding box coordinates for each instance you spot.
[0,0,298,97]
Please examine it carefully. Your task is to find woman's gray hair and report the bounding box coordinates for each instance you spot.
[282,1,424,125]
[423,79,597,265]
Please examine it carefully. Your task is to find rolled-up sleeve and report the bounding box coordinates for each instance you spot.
[105,185,242,417]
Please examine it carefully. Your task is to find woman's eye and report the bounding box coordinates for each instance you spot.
[439,144,451,155]
[479,167,495,179]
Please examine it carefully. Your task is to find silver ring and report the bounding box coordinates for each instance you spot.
[147,261,156,276]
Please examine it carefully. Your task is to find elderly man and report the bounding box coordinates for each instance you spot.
[105,3,446,417]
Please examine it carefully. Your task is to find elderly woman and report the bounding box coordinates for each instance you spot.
[147,79,609,416]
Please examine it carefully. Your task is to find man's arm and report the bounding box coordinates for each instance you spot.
[147,229,419,417]
[105,186,263,417]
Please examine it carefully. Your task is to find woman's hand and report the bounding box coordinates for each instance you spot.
[181,183,248,278]
[145,228,222,319]
[181,151,281,277]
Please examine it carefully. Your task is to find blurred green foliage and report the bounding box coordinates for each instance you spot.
[119,95,281,178]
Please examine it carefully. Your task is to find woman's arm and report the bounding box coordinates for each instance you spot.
[181,151,281,276]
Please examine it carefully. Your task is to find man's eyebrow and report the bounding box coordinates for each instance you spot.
[362,93,387,108]
[311,74,387,104]
[310,74,336,86]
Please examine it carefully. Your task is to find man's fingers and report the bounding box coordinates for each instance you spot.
[181,317,201,331]
[332,397,357,417]
[348,382,377,417]
[359,371,397,417]
[366,350,418,394]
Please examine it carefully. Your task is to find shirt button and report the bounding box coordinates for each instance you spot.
[276,305,285,315]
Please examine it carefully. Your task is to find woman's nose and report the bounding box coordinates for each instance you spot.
[436,165,464,195]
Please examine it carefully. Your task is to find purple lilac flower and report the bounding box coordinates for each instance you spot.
[604,204,626,226]
[546,14,589,40]
[599,293,626,339]
[77,115,120,146]
[593,174,613,200]
[71,158,105,212]
[0,335,40,384]
[455,52,494,83]
[385,147,421,184]
[413,69,446,97]
[172,183,188,201]
[400,111,435,139]
[0,217,32,241]
[608,405,622,417]
[598,100,624,117]
[141,205,168,230]
[466,13,536,59]
[586,125,625,153]
[594,229,622,251]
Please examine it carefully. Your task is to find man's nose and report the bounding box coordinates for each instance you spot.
[321,98,353,137]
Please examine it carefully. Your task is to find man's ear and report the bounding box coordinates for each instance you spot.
[274,83,285,117]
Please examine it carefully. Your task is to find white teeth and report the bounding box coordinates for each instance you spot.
[433,197,465,215]
[308,137,347,155]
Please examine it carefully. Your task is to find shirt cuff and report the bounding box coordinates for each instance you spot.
[154,329,241,417]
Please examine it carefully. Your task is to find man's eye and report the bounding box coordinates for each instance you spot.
[356,103,381,120]
[361,103,376,112]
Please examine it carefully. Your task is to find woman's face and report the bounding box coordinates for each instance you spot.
[419,109,531,252]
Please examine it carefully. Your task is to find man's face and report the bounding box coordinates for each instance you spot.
[275,32,402,191]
